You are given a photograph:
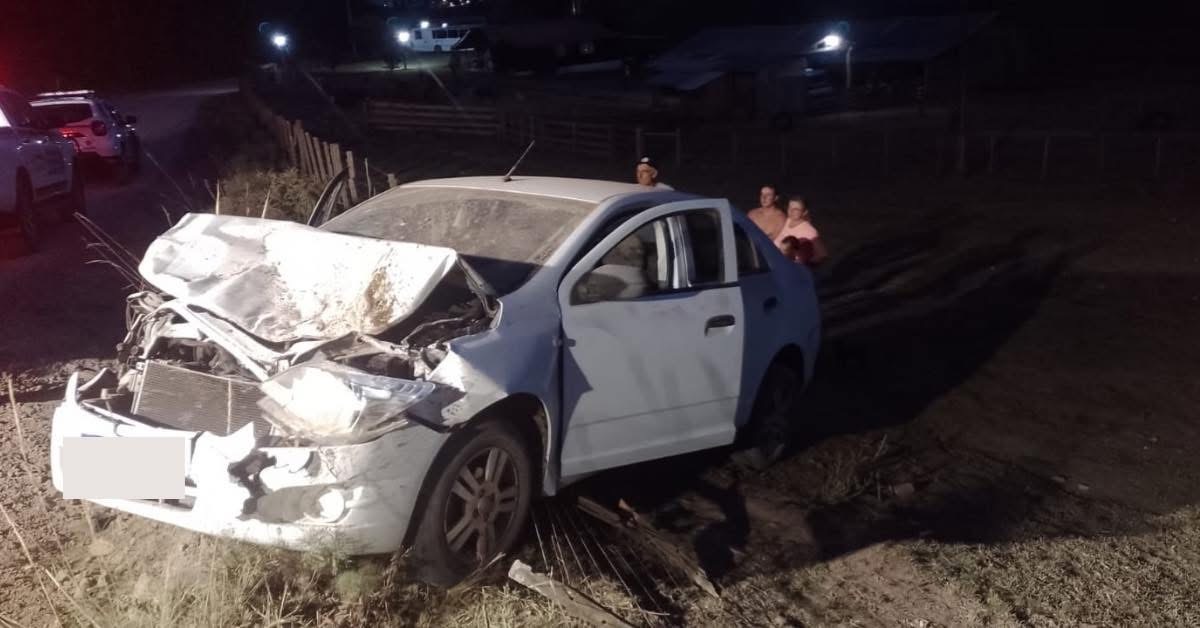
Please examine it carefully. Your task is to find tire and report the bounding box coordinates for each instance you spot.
[410,419,534,586]
[739,361,802,470]
[15,176,38,252]
[113,153,133,184]
[59,167,86,221]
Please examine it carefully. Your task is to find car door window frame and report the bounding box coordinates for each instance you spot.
[733,222,770,276]
[566,201,737,307]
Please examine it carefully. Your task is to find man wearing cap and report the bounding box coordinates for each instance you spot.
[635,157,663,187]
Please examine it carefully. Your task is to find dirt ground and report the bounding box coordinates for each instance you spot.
[2,90,1200,626]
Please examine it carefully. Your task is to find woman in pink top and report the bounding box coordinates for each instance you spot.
[774,197,828,266]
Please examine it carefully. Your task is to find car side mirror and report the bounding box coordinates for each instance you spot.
[571,264,648,305]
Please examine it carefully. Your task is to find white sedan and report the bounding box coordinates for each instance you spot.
[50,176,819,585]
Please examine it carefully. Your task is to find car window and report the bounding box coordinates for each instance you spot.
[573,217,674,305]
[733,224,766,276]
[33,103,93,126]
[681,210,724,286]
[0,93,35,128]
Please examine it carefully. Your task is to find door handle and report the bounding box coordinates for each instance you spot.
[763,296,779,312]
[705,315,736,333]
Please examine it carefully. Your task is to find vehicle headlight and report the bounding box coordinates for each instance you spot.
[259,362,436,444]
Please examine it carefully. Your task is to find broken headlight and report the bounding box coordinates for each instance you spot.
[258,362,437,445]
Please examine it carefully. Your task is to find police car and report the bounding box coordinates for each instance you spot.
[31,91,140,182]
[0,86,84,251]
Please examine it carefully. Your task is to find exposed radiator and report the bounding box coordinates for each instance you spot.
[132,361,272,437]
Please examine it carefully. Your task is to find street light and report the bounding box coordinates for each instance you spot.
[396,30,411,44]
[814,31,853,90]
[420,20,430,29]
[271,33,289,49]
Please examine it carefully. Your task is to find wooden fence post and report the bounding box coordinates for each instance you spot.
[346,151,359,203]
[330,143,350,205]
[1041,136,1051,181]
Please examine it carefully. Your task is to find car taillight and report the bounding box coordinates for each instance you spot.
[91,120,108,136]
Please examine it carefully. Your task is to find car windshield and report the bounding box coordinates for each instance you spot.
[33,103,92,126]
[322,187,594,295]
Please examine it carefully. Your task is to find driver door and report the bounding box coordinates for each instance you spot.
[558,199,745,477]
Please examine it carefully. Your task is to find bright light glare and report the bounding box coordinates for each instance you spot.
[441,22,448,28]
[820,34,843,50]
[396,30,411,44]
[419,20,430,28]
[271,33,288,48]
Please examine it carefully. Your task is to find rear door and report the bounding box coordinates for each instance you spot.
[558,199,745,477]
[0,93,63,199]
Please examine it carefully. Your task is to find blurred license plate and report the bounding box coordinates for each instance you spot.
[61,436,187,500]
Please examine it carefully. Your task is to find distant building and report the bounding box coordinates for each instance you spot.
[455,18,616,73]
[647,13,1000,123]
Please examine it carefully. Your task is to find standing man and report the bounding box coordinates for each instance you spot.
[635,156,662,187]
[746,184,786,240]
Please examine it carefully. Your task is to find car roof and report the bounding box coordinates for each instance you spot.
[405,176,664,204]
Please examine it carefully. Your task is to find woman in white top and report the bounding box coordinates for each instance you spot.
[773,197,828,266]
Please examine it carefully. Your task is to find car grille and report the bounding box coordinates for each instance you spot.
[132,361,271,437]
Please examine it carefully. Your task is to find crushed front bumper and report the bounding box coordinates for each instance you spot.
[50,373,449,555]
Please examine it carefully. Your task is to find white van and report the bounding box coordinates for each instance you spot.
[409,24,480,52]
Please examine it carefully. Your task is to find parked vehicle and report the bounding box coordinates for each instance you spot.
[0,86,85,251]
[49,176,819,584]
[31,90,140,182]
[408,24,479,52]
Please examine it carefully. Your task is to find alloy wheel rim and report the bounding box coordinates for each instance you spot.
[444,446,520,563]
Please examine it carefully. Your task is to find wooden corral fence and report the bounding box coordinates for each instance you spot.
[673,125,1200,181]
[242,84,399,202]
[365,99,620,159]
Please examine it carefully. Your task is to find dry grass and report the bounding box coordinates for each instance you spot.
[913,506,1200,626]
[43,522,636,628]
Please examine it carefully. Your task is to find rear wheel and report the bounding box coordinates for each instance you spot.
[410,420,534,586]
[59,167,86,221]
[739,361,802,470]
[15,176,38,252]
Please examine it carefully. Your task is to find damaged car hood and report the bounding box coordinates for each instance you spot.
[139,213,461,344]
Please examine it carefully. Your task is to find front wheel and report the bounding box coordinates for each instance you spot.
[410,420,534,586]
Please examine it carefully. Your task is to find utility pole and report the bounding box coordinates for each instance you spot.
[956,0,969,175]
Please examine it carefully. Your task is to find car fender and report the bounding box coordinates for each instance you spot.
[424,302,563,495]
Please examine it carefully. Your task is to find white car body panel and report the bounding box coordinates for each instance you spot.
[557,199,745,476]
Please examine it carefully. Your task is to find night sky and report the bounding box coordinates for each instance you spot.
[2,0,1196,92]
